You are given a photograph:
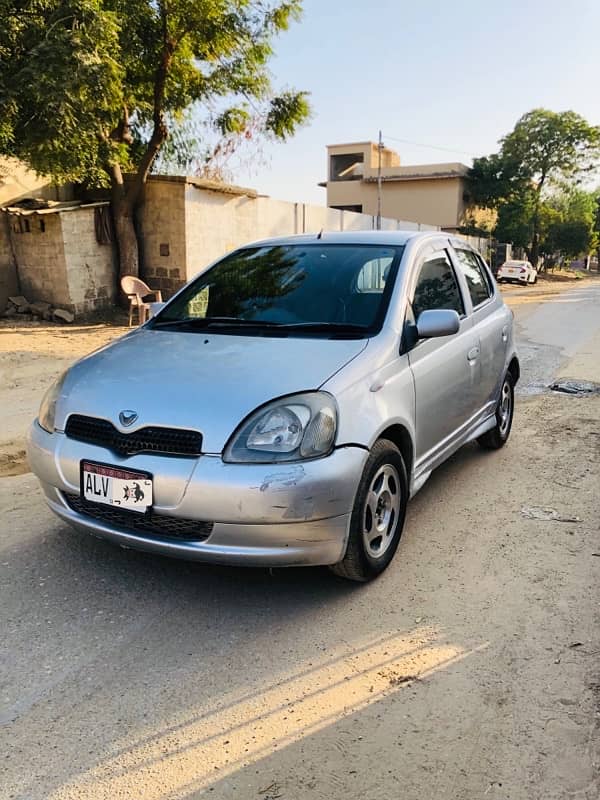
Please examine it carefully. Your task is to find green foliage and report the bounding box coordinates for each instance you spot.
[467,109,600,262]
[541,187,598,258]
[501,109,600,188]
[467,152,518,208]
[544,220,591,258]
[0,0,125,183]
[0,0,310,189]
[265,90,310,139]
[495,192,535,250]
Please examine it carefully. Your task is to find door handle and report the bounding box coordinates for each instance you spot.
[467,346,480,363]
[501,325,509,343]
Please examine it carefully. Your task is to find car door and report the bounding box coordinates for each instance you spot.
[406,245,480,465]
[451,245,509,413]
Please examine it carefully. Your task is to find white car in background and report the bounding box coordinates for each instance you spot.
[496,260,537,285]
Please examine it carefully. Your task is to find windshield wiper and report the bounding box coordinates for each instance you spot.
[277,322,370,334]
[152,316,284,329]
[152,317,370,337]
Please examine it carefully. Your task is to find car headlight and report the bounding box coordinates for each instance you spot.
[224,392,337,463]
[38,371,68,433]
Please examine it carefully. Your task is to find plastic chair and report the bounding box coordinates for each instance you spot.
[120,276,163,326]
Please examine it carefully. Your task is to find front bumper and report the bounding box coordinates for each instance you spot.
[27,422,367,567]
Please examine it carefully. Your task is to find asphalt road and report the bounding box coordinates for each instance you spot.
[507,281,600,395]
[2,281,600,800]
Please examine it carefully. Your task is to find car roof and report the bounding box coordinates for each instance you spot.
[239,230,442,249]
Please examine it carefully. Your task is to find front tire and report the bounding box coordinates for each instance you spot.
[478,373,514,450]
[330,440,408,582]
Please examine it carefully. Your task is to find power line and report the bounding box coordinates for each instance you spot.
[384,134,480,159]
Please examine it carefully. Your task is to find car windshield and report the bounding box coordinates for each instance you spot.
[151,243,405,337]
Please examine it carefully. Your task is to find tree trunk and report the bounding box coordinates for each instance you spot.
[112,199,139,279]
[530,234,540,270]
[110,167,140,291]
[106,23,173,290]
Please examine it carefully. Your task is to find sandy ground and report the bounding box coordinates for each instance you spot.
[1,276,599,800]
[0,320,129,476]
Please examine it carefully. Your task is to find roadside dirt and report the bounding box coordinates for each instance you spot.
[0,320,128,476]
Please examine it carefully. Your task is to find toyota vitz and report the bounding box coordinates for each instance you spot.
[28,231,518,581]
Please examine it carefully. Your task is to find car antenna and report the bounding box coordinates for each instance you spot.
[317,228,324,239]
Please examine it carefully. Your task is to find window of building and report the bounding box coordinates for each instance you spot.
[331,204,363,214]
[454,249,492,307]
[329,153,364,181]
[412,251,464,319]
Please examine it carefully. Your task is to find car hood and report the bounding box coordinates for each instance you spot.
[57,328,368,452]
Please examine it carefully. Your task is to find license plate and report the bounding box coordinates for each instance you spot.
[81,461,153,513]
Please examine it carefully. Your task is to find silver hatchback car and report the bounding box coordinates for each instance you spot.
[28,231,518,581]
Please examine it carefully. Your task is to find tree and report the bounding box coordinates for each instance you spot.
[541,187,598,265]
[544,220,591,261]
[468,109,600,266]
[595,195,600,270]
[0,0,310,279]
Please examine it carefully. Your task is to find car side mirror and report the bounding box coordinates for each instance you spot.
[148,301,166,319]
[416,309,460,339]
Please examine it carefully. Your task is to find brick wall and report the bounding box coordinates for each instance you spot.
[9,212,71,306]
[61,208,116,314]
[3,205,116,315]
[138,179,187,298]
[0,214,18,310]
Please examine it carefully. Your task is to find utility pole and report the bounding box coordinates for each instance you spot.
[376,130,383,230]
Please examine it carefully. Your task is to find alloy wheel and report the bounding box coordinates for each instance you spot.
[362,464,401,558]
[499,378,512,437]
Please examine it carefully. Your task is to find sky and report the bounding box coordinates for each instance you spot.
[233,0,600,205]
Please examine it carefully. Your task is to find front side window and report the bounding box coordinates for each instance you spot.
[412,250,464,320]
[454,249,492,307]
[152,243,405,337]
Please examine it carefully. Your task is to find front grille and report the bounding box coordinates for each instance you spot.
[65,414,202,457]
[64,494,213,541]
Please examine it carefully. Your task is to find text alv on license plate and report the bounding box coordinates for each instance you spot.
[81,461,153,513]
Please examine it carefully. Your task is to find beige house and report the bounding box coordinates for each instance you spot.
[321,141,471,232]
[0,157,73,206]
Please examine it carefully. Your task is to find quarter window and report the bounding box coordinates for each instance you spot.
[356,256,394,292]
[455,249,492,307]
[412,251,464,319]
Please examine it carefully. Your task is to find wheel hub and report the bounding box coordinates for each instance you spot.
[499,379,512,436]
[363,464,401,558]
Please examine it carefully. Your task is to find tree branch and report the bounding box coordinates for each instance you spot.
[126,4,175,207]
[109,105,132,144]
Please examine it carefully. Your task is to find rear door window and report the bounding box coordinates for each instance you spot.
[454,249,492,307]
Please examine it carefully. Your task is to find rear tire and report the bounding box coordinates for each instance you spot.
[478,373,514,450]
[330,440,408,582]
